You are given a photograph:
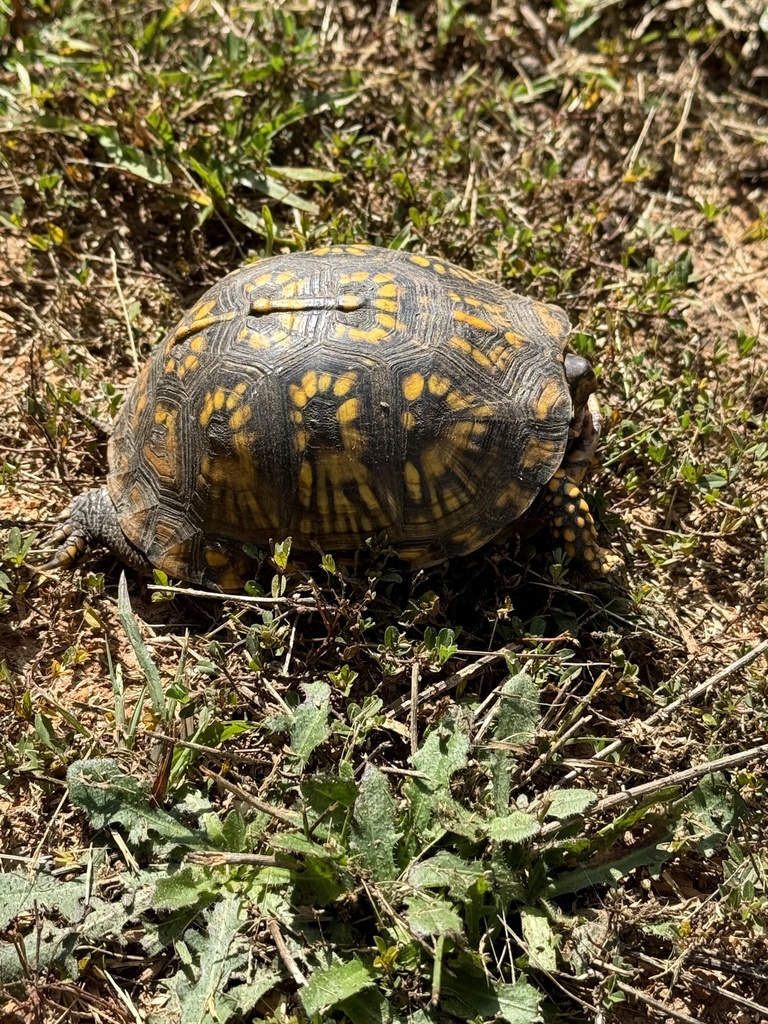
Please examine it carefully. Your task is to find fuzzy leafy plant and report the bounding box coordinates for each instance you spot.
[0,659,744,1023]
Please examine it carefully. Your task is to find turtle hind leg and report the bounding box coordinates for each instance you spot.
[540,469,620,575]
[42,486,152,573]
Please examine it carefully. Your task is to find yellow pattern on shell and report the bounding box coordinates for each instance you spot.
[453,309,496,331]
[403,373,425,401]
[337,398,359,424]
[333,372,358,396]
[143,404,179,483]
[339,325,387,343]
[404,461,422,501]
[298,461,313,507]
[428,374,451,396]
[494,479,530,510]
[289,384,308,409]
[229,405,251,430]
[205,548,230,568]
[536,379,568,420]
[106,245,589,585]
[338,270,370,285]
[533,301,567,339]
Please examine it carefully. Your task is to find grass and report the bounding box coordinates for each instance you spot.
[1,1,768,1022]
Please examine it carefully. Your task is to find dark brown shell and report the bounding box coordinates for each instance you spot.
[108,244,573,587]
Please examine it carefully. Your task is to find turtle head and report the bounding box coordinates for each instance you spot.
[564,353,597,437]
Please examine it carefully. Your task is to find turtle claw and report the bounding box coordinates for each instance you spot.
[41,524,89,570]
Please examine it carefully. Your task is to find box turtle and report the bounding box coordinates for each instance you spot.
[45,244,616,590]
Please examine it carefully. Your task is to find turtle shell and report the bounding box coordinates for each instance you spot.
[108,244,574,588]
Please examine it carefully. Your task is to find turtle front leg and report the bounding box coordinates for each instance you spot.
[42,486,153,574]
[540,469,619,575]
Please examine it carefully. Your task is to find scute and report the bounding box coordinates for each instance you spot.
[107,245,575,585]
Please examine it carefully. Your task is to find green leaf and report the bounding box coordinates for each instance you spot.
[488,811,540,844]
[495,670,541,747]
[0,919,79,984]
[289,681,331,766]
[407,708,470,841]
[407,851,486,899]
[520,907,558,971]
[292,855,348,906]
[67,759,198,847]
[339,986,404,1024]
[302,773,358,814]
[544,789,598,819]
[220,809,248,852]
[117,573,167,718]
[272,536,292,570]
[97,130,172,184]
[552,838,672,896]
[227,202,268,237]
[411,708,469,784]
[404,895,463,939]
[441,958,543,1023]
[161,896,279,1024]
[351,765,399,881]
[674,773,745,856]
[240,169,320,214]
[261,89,358,141]
[268,164,343,183]
[153,865,219,912]
[301,959,375,1017]
[186,155,227,199]
[0,868,91,929]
